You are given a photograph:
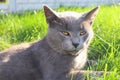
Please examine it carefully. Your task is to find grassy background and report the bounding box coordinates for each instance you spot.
[0,5,120,79]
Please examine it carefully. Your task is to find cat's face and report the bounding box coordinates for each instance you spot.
[44,6,99,56]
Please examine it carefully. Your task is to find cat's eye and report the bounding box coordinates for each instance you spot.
[80,31,86,36]
[61,31,70,36]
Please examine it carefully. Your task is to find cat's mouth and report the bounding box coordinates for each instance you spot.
[65,49,82,56]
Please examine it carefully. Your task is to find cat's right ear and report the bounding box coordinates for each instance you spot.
[43,5,59,24]
[84,6,100,25]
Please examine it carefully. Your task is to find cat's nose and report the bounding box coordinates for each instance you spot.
[72,43,79,48]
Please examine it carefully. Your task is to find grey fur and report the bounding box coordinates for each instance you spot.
[0,6,99,80]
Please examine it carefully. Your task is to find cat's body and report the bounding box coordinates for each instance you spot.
[0,6,99,80]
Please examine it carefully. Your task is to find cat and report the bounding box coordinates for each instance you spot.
[0,5,99,80]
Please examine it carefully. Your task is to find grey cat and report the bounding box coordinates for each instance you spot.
[0,5,99,80]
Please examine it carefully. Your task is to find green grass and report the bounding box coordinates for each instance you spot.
[0,5,120,79]
[0,10,48,50]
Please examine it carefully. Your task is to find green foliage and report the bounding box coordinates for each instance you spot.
[0,10,48,48]
[0,5,120,79]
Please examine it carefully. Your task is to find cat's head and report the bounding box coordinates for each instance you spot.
[44,5,99,56]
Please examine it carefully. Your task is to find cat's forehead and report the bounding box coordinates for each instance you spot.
[57,12,85,27]
[57,12,85,31]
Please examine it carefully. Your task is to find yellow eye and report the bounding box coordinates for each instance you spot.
[61,31,70,36]
[80,31,86,36]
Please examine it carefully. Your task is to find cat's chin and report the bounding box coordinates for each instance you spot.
[65,49,83,56]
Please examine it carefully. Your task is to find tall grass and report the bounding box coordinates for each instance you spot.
[0,5,120,79]
[0,11,48,50]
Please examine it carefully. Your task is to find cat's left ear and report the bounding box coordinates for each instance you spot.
[84,6,100,25]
